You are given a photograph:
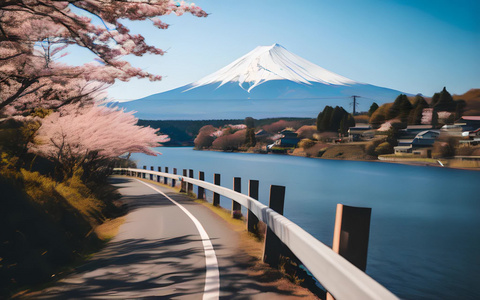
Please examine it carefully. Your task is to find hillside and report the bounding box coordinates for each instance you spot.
[453,88,480,115]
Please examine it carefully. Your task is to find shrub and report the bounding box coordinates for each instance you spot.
[456,146,474,156]
[375,142,394,155]
[472,147,480,156]
[432,137,459,158]
[313,132,338,142]
[298,139,316,149]
[365,138,385,156]
[296,125,318,139]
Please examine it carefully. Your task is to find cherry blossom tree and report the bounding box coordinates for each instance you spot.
[211,129,246,151]
[194,125,215,149]
[29,103,169,180]
[262,120,301,133]
[421,108,433,125]
[0,0,207,115]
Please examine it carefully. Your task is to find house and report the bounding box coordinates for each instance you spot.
[455,116,480,131]
[460,128,480,146]
[348,125,373,142]
[394,145,413,154]
[267,129,300,151]
[255,129,269,138]
[398,125,433,139]
[415,130,440,140]
[394,130,439,156]
[440,124,464,136]
[276,129,300,147]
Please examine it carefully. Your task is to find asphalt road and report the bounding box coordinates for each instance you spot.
[36,176,313,299]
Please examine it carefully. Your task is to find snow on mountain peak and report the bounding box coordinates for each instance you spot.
[188,43,357,93]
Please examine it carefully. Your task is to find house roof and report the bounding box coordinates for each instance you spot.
[416,130,440,137]
[398,139,414,144]
[349,126,371,131]
[405,125,433,130]
[461,116,480,121]
[255,129,268,136]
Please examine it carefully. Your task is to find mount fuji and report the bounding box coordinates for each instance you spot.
[119,44,409,120]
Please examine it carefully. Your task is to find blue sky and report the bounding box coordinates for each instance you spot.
[84,0,479,101]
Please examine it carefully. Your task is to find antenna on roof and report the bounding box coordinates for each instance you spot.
[350,95,361,115]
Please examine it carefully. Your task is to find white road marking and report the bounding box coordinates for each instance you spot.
[136,179,220,300]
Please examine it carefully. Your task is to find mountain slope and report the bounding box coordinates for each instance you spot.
[187,43,356,92]
[119,44,409,120]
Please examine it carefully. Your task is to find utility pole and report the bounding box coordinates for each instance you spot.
[351,95,360,115]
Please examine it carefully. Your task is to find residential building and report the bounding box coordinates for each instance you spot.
[394,130,439,156]
[348,125,373,142]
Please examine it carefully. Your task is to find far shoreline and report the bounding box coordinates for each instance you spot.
[189,147,480,171]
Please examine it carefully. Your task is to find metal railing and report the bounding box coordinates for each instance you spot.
[114,167,398,300]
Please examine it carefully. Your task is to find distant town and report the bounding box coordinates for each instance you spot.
[142,87,480,169]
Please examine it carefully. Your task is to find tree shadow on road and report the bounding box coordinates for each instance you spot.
[35,235,210,299]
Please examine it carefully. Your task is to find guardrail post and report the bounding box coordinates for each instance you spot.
[247,180,260,233]
[180,169,187,192]
[332,204,371,271]
[172,168,176,187]
[164,167,169,185]
[197,171,205,200]
[213,173,220,206]
[142,166,146,178]
[263,185,286,268]
[150,166,154,180]
[232,177,242,218]
[326,204,372,300]
[157,166,161,182]
[188,169,194,195]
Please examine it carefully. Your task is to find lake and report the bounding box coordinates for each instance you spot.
[131,147,480,299]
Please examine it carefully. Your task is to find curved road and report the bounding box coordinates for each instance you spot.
[37,176,314,299]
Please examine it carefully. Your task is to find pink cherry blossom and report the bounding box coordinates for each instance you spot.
[0,0,207,115]
[29,103,169,178]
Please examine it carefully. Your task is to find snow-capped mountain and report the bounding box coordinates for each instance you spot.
[187,43,356,92]
[119,44,409,120]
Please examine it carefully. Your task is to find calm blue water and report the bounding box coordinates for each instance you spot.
[131,147,480,299]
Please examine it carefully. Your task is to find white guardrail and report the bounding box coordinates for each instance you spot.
[114,168,398,300]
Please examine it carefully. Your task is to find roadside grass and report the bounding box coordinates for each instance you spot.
[21,169,106,225]
[1,168,124,298]
[94,216,126,241]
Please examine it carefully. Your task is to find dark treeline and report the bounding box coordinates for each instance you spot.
[316,106,355,134]
[369,87,467,128]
